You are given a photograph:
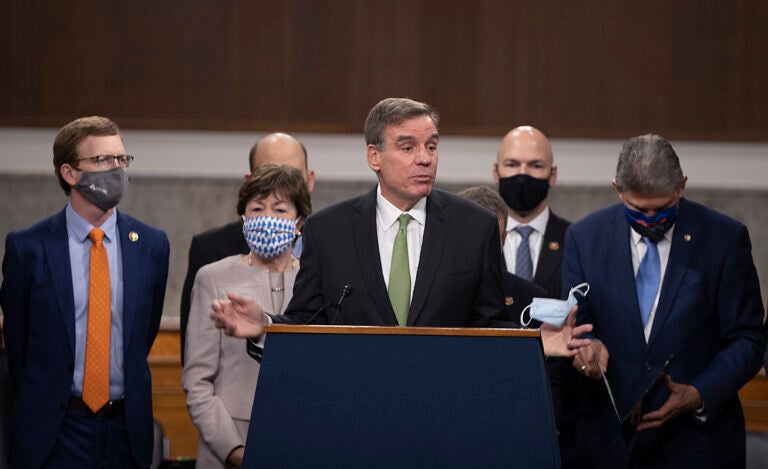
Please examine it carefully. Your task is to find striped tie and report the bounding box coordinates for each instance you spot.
[82,227,111,412]
[514,225,535,281]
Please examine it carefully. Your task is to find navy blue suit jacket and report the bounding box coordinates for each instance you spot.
[533,211,570,299]
[563,198,765,467]
[278,188,509,327]
[0,208,169,468]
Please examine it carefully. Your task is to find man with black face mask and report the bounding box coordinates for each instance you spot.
[493,126,580,466]
[564,134,765,468]
[493,126,569,299]
[0,116,170,468]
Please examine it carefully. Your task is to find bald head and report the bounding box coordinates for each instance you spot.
[249,132,315,192]
[493,126,557,221]
[497,126,553,167]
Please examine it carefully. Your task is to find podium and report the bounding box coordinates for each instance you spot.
[243,325,560,468]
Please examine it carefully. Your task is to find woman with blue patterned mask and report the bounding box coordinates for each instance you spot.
[183,163,311,469]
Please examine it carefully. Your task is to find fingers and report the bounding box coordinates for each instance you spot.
[573,346,595,377]
[565,305,578,327]
[570,323,593,339]
[636,380,702,432]
[637,404,671,431]
[567,337,592,350]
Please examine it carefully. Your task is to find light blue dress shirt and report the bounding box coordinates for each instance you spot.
[66,203,125,400]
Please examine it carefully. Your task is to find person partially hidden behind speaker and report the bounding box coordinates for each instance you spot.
[182,164,311,469]
[0,116,170,468]
[209,97,592,359]
[456,185,548,320]
[179,132,315,364]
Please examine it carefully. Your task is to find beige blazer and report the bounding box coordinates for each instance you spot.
[182,254,297,467]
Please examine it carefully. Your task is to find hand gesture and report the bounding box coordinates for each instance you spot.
[636,374,702,431]
[210,292,268,338]
[541,305,593,357]
[573,339,609,380]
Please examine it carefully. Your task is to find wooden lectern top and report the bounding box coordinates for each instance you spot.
[264,324,540,337]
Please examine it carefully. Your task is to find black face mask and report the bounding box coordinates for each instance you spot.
[498,173,550,212]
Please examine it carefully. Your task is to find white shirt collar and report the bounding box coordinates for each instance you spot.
[506,206,550,235]
[629,224,675,246]
[376,185,427,229]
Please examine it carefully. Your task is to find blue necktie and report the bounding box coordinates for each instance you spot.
[514,225,534,281]
[636,237,661,327]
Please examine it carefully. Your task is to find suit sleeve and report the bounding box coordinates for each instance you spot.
[689,225,765,417]
[0,234,30,394]
[147,233,170,354]
[182,268,244,463]
[562,228,593,330]
[279,217,328,324]
[470,216,509,327]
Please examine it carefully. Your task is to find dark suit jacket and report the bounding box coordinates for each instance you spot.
[277,188,508,327]
[0,323,9,468]
[563,198,766,467]
[180,221,249,362]
[501,270,547,326]
[509,210,581,466]
[0,209,169,468]
[534,210,570,299]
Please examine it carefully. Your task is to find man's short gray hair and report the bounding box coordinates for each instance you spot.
[614,134,684,194]
[364,98,439,151]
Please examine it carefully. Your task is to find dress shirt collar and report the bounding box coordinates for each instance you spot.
[66,202,118,243]
[629,223,675,247]
[376,185,427,229]
[507,206,550,235]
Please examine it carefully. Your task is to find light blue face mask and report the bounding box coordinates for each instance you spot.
[520,283,590,328]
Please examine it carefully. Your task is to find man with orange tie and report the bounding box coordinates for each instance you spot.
[0,116,169,468]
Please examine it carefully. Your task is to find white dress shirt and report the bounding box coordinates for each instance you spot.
[376,186,427,302]
[503,206,550,276]
[629,226,674,342]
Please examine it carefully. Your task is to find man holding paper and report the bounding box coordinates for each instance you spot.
[562,134,765,467]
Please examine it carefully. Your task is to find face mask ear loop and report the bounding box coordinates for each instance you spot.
[520,303,533,328]
[571,282,590,299]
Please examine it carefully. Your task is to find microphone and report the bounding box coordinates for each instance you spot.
[250,285,354,363]
[331,284,353,324]
[303,284,353,325]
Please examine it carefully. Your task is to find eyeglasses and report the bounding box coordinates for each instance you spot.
[76,155,135,169]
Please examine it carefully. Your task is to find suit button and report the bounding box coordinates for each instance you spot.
[67,363,74,371]
[645,363,652,371]
[59,402,65,411]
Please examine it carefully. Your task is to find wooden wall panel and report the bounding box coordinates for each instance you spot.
[1,0,766,140]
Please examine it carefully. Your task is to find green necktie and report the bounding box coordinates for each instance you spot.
[388,214,412,326]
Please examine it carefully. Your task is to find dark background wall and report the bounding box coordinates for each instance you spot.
[2,0,766,139]
[2,1,767,317]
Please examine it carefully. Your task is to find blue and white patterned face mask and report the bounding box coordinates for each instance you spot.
[242,215,299,259]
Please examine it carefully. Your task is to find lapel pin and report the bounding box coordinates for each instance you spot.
[505,297,514,306]
[683,234,691,242]
[548,241,560,251]
[128,231,139,242]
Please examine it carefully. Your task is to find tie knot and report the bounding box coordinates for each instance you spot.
[642,236,658,249]
[515,225,534,240]
[89,227,105,245]
[397,214,412,229]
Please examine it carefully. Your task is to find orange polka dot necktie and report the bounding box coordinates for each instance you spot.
[82,227,111,412]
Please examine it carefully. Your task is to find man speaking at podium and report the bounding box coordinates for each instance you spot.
[212,97,590,357]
